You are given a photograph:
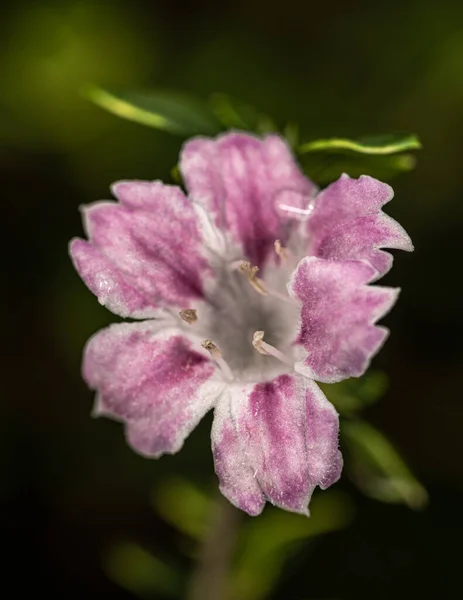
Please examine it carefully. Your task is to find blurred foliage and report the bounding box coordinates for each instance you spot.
[103,478,354,600]
[299,152,417,185]
[320,370,389,415]
[342,419,428,510]
[83,86,222,136]
[85,85,421,185]
[231,492,354,600]
[153,477,212,541]
[210,93,278,135]
[322,373,427,510]
[104,542,182,599]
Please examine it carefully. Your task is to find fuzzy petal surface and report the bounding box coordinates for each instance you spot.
[289,257,399,383]
[180,132,316,266]
[308,174,413,277]
[212,375,342,515]
[72,181,211,317]
[70,238,157,318]
[84,322,225,457]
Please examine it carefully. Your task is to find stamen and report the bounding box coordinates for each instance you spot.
[235,259,295,305]
[179,309,198,325]
[274,239,288,261]
[201,339,234,381]
[252,331,294,366]
[238,261,267,295]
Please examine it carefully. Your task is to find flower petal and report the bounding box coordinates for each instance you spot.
[212,375,342,515]
[83,322,225,457]
[72,181,212,316]
[180,133,315,267]
[70,238,158,318]
[211,395,266,517]
[307,174,413,277]
[289,257,399,383]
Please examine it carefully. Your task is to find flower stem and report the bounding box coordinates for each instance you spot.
[186,494,241,600]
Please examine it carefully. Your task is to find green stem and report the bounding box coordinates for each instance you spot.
[186,494,241,600]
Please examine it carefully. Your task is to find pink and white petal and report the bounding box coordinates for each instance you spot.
[70,238,158,319]
[212,375,342,515]
[80,182,211,308]
[308,174,413,277]
[211,396,266,516]
[83,322,226,458]
[289,257,399,383]
[180,133,316,267]
[305,382,343,490]
[315,213,412,277]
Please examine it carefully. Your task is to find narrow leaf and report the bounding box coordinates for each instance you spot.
[342,419,428,509]
[83,84,222,136]
[299,133,422,155]
[301,152,417,185]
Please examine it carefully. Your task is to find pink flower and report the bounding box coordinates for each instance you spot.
[70,133,412,516]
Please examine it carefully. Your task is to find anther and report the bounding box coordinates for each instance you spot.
[179,309,198,325]
[252,331,294,366]
[238,261,267,295]
[201,339,222,357]
[201,339,234,381]
[232,259,295,305]
[274,239,288,261]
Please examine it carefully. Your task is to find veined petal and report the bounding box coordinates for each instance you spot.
[289,257,399,383]
[308,174,413,278]
[211,397,266,517]
[70,238,157,318]
[83,322,226,457]
[180,132,315,267]
[73,181,212,316]
[212,375,342,516]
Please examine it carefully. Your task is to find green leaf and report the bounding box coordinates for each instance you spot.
[83,84,222,136]
[152,477,212,540]
[230,492,354,600]
[283,121,300,149]
[299,133,422,155]
[320,370,388,415]
[298,132,421,184]
[300,152,417,185]
[209,93,277,134]
[170,164,182,184]
[103,541,182,598]
[342,419,428,509]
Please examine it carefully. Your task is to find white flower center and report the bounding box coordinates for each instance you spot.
[182,240,302,383]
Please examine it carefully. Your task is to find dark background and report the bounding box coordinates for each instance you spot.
[2,0,462,598]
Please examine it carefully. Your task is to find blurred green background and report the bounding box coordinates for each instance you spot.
[2,0,462,598]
